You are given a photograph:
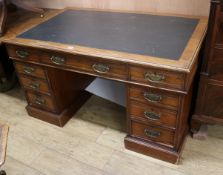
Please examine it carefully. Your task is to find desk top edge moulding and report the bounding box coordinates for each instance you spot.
[3,8,208,164]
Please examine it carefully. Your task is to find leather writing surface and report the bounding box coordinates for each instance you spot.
[18,10,199,60]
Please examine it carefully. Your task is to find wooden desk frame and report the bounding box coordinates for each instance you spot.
[3,8,208,164]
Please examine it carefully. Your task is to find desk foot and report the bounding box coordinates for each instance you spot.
[125,136,182,164]
[191,124,208,140]
[191,115,209,140]
[26,91,92,127]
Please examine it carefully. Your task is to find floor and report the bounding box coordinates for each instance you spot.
[0,86,223,175]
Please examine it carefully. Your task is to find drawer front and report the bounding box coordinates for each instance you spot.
[14,62,46,79]
[19,76,50,94]
[7,45,41,62]
[209,63,223,81]
[49,56,128,80]
[130,66,185,90]
[129,101,177,128]
[131,121,175,147]
[26,92,56,112]
[206,48,223,81]
[202,82,223,119]
[8,45,128,80]
[211,48,223,63]
[129,86,180,110]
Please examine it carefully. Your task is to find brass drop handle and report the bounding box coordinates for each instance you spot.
[50,56,65,65]
[92,63,110,74]
[35,96,45,106]
[145,72,165,83]
[16,50,29,58]
[23,66,35,74]
[29,82,40,90]
[144,111,160,121]
[144,129,160,138]
[144,92,162,103]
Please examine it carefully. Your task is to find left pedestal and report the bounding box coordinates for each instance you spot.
[14,61,94,127]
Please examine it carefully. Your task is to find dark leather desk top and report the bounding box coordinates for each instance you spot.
[18,10,199,60]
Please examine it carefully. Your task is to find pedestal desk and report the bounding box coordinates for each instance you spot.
[3,9,208,163]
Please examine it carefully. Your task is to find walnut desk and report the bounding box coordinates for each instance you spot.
[3,9,207,163]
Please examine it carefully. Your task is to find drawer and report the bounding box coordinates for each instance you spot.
[211,48,223,63]
[8,45,128,80]
[56,56,128,80]
[26,92,57,112]
[14,62,46,79]
[19,75,50,94]
[130,66,185,90]
[7,45,41,62]
[209,63,223,81]
[202,82,223,119]
[128,86,180,110]
[131,121,175,147]
[129,101,177,129]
